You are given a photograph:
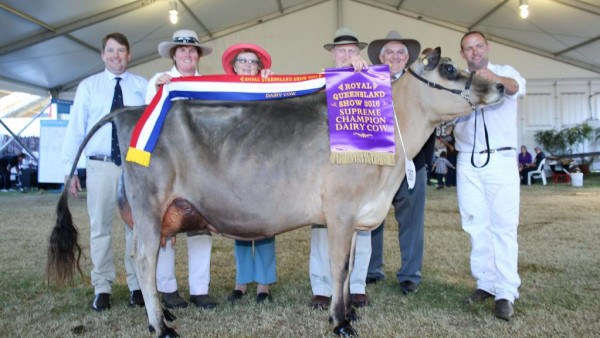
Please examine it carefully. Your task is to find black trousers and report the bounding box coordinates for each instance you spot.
[0,167,10,189]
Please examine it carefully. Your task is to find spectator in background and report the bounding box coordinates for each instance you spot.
[520,146,546,184]
[438,124,457,187]
[517,145,533,182]
[0,153,26,191]
[431,151,455,189]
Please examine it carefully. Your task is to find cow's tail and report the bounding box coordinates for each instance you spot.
[46,109,122,285]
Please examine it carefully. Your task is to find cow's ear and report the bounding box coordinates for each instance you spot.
[424,47,441,71]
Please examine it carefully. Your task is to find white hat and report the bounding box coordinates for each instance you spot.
[157,29,213,58]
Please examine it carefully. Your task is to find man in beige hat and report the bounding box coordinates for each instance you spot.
[309,27,371,311]
[367,30,420,80]
[145,29,218,310]
[365,31,435,298]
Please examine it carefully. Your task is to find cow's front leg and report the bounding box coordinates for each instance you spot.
[326,217,357,337]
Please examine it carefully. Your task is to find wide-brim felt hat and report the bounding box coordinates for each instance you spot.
[221,43,272,75]
[158,29,213,59]
[367,30,421,67]
[323,27,367,51]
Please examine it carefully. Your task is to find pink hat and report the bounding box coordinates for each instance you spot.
[221,43,272,75]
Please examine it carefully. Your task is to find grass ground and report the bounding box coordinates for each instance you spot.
[0,174,599,337]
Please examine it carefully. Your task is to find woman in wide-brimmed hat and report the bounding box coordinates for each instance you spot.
[221,43,272,78]
[145,29,213,102]
[144,29,218,311]
[220,43,276,304]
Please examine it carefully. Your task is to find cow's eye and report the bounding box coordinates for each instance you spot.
[444,64,456,74]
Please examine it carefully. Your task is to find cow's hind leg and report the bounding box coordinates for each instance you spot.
[131,212,178,337]
[326,216,358,336]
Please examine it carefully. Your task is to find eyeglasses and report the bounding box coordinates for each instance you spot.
[235,58,260,65]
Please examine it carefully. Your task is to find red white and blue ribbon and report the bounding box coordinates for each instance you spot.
[126,74,325,166]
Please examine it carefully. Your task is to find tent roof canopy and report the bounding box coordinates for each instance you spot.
[0,0,599,97]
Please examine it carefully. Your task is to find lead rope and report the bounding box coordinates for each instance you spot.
[470,108,492,168]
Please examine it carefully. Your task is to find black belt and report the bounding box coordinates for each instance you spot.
[478,147,515,154]
[88,155,112,162]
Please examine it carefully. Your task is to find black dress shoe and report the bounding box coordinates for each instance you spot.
[161,291,188,309]
[189,294,218,309]
[351,293,369,307]
[129,289,145,307]
[400,281,419,295]
[366,276,384,284]
[464,289,494,304]
[256,292,272,304]
[227,289,245,302]
[311,295,330,310]
[92,293,111,312]
[495,299,515,321]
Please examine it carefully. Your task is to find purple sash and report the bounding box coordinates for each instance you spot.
[325,65,395,166]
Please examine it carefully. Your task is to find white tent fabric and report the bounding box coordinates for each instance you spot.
[0,0,599,98]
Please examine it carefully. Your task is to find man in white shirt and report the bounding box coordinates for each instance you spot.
[62,32,148,312]
[455,31,526,321]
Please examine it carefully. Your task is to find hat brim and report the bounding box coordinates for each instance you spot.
[221,43,272,75]
[158,41,213,59]
[323,41,368,51]
[367,38,421,67]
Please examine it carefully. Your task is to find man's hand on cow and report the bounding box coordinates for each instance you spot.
[155,73,174,88]
[474,68,498,82]
[66,175,82,197]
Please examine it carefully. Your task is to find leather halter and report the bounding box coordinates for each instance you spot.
[407,67,476,110]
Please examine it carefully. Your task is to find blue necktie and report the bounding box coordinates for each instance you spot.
[110,77,123,166]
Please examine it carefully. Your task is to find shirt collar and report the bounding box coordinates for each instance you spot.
[104,69,128,81]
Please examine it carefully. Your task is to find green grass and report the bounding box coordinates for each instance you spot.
[0,175,599,337]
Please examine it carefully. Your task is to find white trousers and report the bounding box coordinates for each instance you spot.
[156,234,212,296]
[309,226,371,296]
[86,160,139,294]
[457,151,521,302]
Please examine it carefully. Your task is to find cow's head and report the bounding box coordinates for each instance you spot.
[406,47,505,123]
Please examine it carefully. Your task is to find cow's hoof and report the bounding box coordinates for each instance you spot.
[346,308,359,322]
[159,327,179,338]
[333,323,357,337]
[163,309,176,322]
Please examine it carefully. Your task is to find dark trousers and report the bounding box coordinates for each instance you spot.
[446,156,457,186]
[0,167,10,189]
[435,173,446,186]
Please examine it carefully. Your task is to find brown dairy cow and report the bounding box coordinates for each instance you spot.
[47,48,504,337]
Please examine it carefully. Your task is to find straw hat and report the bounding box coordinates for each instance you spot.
[157,29,213,59]
[367,30,420,66]
[221,43,272,75]
[323,27,367,51]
